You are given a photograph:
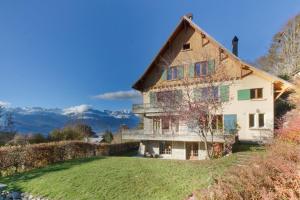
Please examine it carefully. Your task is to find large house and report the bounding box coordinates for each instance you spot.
[122,15,293,160]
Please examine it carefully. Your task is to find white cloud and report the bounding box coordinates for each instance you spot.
[0,100,11,107]
[63,104,91,115]
[93,90,141,101]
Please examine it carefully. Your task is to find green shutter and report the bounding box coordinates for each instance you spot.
[149,92,157,105]
[189,63,194,78]
[238,89,250,100]
[220,85,229,102]
[208,59,215,74]
[193,88,202,101]
[177,65,184,79]
[161,67,167,80]
[175,90,183,102]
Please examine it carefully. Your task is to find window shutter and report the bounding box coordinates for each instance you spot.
[149,92,157,105]
[177,65,184,79]
[189,63,194,78]
[224,114,237,134]
[213,86,219,100]
[193,88,202,101]
[167,68,172,80]
[238,89,250,100]
[220,85,229,102]
[208,60,215,74]
[161,67,167,80]
[175,90,183,102]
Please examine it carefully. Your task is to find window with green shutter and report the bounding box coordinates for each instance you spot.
[238,89,250,100]
[220,85,229,102]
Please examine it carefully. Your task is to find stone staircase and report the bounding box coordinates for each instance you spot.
[234,152,255,167]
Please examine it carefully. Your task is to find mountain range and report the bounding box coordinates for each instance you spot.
[1,105,139,135]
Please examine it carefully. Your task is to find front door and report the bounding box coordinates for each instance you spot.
[186,142,199,160]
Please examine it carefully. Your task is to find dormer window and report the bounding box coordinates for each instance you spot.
[182,43,191,50]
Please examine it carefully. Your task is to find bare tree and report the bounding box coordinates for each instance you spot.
[257,13,300,78]
[154,50,237,158]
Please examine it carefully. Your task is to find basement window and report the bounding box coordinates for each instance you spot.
[182,43,191,50]
[159,141,172,154]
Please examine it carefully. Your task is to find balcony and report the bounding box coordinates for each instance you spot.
[122,129,231,143]
[132,103,164,114]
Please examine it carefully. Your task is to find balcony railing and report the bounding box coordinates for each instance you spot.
[122,128,232,143]
[132,103,164,114]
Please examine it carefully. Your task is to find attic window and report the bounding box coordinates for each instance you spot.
[182,43,191,50]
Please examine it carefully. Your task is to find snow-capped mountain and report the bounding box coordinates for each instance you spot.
[1,105,139,135]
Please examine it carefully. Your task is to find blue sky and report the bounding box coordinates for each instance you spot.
[0,0,299,111]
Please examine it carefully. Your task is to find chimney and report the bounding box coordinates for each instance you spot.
[232,36,239,56]
[186,13,193,20]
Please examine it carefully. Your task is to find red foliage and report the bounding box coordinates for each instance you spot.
[196,140,300,200]
[277,115,300,144]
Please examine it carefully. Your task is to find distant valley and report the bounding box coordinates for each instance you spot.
[1,105,139,135]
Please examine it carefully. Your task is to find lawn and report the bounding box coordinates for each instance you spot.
[0,150,259,200]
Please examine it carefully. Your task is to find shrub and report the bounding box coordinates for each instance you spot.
[102,130,114,143]
[196,140,300,200]
[0,141,139,176]
[49,123,95,142]
[276,115,300,144]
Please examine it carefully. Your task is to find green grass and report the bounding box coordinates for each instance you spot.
[0,148,261,200]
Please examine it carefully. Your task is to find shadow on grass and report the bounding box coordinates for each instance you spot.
[0,156,106,191]
[232,142,265,153]
[115,150,138,157]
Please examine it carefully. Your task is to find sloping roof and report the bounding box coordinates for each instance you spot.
[132,16,294,91]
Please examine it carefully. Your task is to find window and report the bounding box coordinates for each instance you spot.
[194,61,208,77]
[159,141,172,154]
[153,118,160,133]
[156,90,182,104]
[250,88,263,99]
[157,91,172,103]
[171,117,179,132]
[162,117,170,130]
[259,114,265,127]
[194,87,219,101]
[182,43,190,50]
[167,66,184,80]
[202,87,218,100]
[167,66,178,80]
[212,115,223,130]
[249,114,255,128]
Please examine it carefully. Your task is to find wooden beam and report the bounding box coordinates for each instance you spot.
[201,33,209,47]
[219,48,228,62]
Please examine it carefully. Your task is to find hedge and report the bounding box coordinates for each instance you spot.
[0,141,139,176]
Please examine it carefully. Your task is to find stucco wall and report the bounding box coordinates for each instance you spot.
[138,24,275,143]
[141,72,274,142]
[140,141,209,160]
